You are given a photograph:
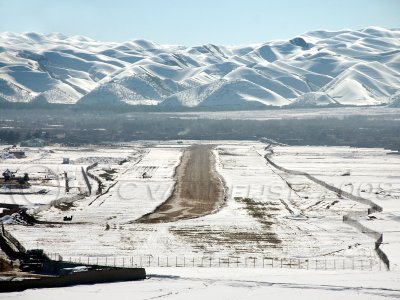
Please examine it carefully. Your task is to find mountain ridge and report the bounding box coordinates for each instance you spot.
[1,27,399,109]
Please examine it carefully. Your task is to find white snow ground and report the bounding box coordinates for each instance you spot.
[271,146,400,270]
[2,268,400,300]
[2,141,398,271]
[1,27,400,108]
[2,142,400,297]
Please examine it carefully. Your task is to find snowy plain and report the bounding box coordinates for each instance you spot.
[1,141,400,297]
[2,268,400,300]
[271,145,400,270]
[1,141,397,270]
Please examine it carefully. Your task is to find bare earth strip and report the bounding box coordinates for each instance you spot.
[136,145,225,223]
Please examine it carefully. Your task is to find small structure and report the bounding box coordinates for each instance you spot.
[17,173,29,185]
[2,169,15,182]
[63,215,73,221]
[1,170,29,185]
[8,150,26,159]
[62,157,70,164]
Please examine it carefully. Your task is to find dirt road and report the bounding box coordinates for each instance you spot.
[137,145,225,223]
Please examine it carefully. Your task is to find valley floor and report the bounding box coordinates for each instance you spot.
[1,141,399,268]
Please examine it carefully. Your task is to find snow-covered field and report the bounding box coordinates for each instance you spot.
[2,268,400,300]
[1,141,398,272]
[2,141,400,296]
[0,146,137,207]
[271,145,400,269]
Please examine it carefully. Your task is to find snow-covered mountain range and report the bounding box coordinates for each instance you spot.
[1,27,399,109]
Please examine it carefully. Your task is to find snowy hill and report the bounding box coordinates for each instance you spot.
[1,27,400,109]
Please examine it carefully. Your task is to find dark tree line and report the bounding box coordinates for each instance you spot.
[0,109,399,151]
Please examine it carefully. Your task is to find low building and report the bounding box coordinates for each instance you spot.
[8,150,26,158]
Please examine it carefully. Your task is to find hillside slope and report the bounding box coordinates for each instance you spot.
[0,27,399,109]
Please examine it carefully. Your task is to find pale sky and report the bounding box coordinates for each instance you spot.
[0,0,399,45]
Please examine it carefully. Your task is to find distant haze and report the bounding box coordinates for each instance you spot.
[0,0,399,45]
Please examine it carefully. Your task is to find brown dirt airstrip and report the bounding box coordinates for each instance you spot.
[136,144,225,223]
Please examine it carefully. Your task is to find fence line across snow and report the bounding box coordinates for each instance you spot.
[86,162,102,195]
[81,167,91,196]
[56,255,387,271]
[264,152,390,270]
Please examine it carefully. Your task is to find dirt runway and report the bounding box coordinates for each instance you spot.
[137,145,225,223]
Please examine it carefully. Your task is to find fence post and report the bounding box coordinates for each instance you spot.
[352,258,354,270]
[192,257,194,267]
[167,257,169,267]
[263,257,265,268]
[148,256,151,267]
[228,257,230,268]
[307,259,309,270]
[237,257,239,268]
[209,257,212,267]
[131,257,133,267]
[114,256,116,267]
[253,258,256,268]
[106,257,108,266]
[280,258,282,268]
[219,258,221,267]
[289,259,292,268]
[316,260,318,270]
[123,257,125,267]
[245,257,247,267]
[158,257,159,267]
[298,259,300,269]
